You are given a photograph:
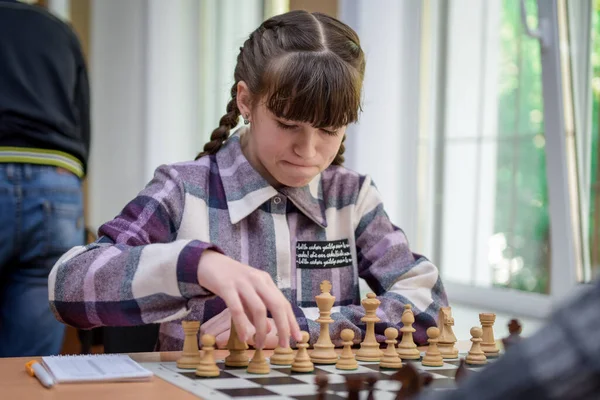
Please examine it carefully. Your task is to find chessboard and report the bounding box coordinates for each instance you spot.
[142,353,497,400]
[152,280,521,399]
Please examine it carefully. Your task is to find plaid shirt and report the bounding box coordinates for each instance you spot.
[418,278,600,400]
[49,130,448,351]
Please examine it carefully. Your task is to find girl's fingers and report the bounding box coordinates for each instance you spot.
[239,288,268,349]
[215,330,231,349]
[198,256,300,349]
[200,309,231,336]
[221,292,254,342]
[264,333,280,350]
[247,327,279,349]
[256,275,300,348]
[259,284,298,347]
[287,305,303,343]
[267,300,291,348]
[266,318,273,334]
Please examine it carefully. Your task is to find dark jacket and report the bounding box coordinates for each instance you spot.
[0,0,90,175]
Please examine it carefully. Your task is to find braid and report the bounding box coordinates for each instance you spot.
[331,134,346,166]
[196,83,241,160]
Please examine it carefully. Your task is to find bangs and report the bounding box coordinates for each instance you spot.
[259,51,362,129]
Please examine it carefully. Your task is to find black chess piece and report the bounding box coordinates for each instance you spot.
[345,375,363,400]
[419,371,434,387]
[392,363,423,400]
[502,319,522,351]
[366,373,377,400]
[316,373,328,400]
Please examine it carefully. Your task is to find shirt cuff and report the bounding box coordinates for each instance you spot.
[176,240,222,298]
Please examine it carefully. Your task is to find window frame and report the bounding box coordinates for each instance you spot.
[421,0,582,318]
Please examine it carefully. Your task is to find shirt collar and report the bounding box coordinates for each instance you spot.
[216,129,327,228]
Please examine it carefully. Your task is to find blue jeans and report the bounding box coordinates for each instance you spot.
[0,164,84,357]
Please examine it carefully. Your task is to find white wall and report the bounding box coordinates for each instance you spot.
[144,0,200,182]
[198,0,262,154]
[89,0,149,229]
[88,0,261,230]
[340,0,422,245]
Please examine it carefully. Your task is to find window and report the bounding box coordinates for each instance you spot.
[432,0,549,294]
[493,1,549,294]
[342,0,586,317]
[416,0,583,316]
[589,1,600,279]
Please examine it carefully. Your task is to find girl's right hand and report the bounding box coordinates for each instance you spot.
[200,309,279,349]
[196,250,302,349]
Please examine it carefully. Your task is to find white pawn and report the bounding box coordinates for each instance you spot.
[292,331,314,373]
[336,329,358,370]
[466,327,487,365]
[379,327,402,369]
[195,334,220,377]
[270,335,295,366]
[421,327,444,367]
[247,347,270,374]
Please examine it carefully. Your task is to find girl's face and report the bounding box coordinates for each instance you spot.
[238,85,346,188]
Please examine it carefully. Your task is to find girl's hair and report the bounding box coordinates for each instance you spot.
[196,10,365,165]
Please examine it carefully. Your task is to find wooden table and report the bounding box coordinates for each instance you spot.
[4,343,470,399]
[3,351,203,399]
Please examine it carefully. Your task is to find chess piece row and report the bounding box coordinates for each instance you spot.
[177,319,316,376]
[276,280,422,367]
[311,281,422,365]
[435,310,526,367]
[179,322,409,377]
[176,281,423,376]
[436,307,500,359]
[413,306,504,368]
[312,281,510,370]
[423,325,488,368]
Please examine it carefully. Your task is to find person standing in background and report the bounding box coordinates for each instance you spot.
[0,0,90,357]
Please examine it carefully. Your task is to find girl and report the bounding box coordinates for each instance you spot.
[49,10,448,351]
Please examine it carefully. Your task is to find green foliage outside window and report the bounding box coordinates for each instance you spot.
[590,0,600,278]
[493,0,549,293]
[494,0,600,289]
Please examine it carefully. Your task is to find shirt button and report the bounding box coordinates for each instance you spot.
[273,196,282,205]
